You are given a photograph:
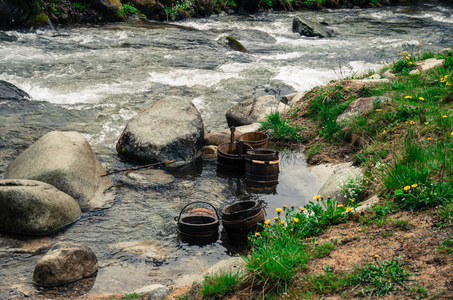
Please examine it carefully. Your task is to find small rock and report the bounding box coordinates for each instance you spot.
[409,58,444,75]
[202,145,217,155]
[292,16,334,38]
[337,96,391,125]
[33,243,98,287]
[439,48,452,57]
[134,284,172,300]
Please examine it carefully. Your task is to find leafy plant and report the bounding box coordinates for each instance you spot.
[165,0,195,20]
[122,293,144,299]
[349,257,411,298]
[338,172,367,201]
[122,4,145,17]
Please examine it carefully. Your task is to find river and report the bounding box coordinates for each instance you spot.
[0,1,452,298]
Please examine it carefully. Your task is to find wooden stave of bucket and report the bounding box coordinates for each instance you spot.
[245,149,279,185]
[222,200,263,221]
[176,202,220,238]
[217,141,252,172]
[238,132,269,149]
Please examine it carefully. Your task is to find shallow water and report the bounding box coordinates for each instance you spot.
[1,2,453,297]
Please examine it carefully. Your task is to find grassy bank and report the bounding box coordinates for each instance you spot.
[186,48,453,299]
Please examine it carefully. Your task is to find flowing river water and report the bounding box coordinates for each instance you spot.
[1,1,453,298]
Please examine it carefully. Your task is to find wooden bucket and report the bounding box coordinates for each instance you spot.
[176,202,219,238]
[245,149,279,185]
[239,132,269,149]
[217,141,252,173]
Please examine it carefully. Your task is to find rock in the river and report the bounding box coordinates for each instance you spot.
[116,97,204,166]
[0,0,30,29]
[0,179,81,235]
[33,243,98,287]
[0,80,30,100]
[110,240,177,263]
[292,16,334,38]
[5,131,114,211]
[226,95,287,127]
[337,96,391,125]
[204,128,242,146]
[225,36,247,52]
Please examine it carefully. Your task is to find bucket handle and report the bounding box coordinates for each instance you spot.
[175,201,220,222]
[246,158,280,165]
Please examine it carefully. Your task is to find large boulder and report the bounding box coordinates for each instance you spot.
[337,96,391,125]
[226,95,288,127]
[128,0,166,20]
[4,131,113,211]
[0,0,30,29]
[116,97,204,166]
[0,179,81,235]
[33,243,98,287]
[0,80,30,101]
[292,16,334,38]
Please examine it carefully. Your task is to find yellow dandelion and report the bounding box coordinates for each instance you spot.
[281,221,285,225]
[300,207,306,211]
[350,199,354,203]
[425,122,429,125]
[441,77,446,82]
[410,120,415,124]
[274,217,279,221]
[327,196,331,199]
[419,97,424,101]
[398,53,401,56]
[428,137,432,141]
[338,204,344,208]
[283,205,287,209]
[419,43,422,46]
[406,56,410,60]
[314,195,321,200]
[376,109,382,112]
[294,218,299,223]
[451,132,453,136]
[447,82,452,86]
[374,254,379,258]
[276,208,282,213]
[446,75,451,78]
[405,96,412,99]
[411,184,418,188]
[408,54,411,57]
[404,186,411,191]
[409,62,413,65]
[443,115,448,118]
[346,207,352,213]
[264,220,270,225]
[255,232,260,237]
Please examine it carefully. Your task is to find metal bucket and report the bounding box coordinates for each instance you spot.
[239,131,269,149]
[245,149,279,185]
[176,202,220,239]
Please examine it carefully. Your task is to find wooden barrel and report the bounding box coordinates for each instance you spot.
[238,132,269,149]
[221,200,267,244]
[245,149,279,185]
[217,141,252,172]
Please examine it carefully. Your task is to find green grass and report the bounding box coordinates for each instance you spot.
[122,293,144,299]
[202,271,242,299]
[260,111,304,144]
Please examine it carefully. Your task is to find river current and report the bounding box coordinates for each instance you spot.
[1,2,453,298]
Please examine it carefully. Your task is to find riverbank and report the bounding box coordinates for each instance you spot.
[166,49,453,299]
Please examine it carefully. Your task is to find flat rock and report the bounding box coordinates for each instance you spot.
[235,123,263,134]
[0,179,81,235]
[355,195,380,212]
[292,16,334,38]
[204,128,242,146]
[33,243,98,287]
[109,240,177,263]
[134,284,172,300]
[5,131,114,211]
[409,58,444,75]
[337,96,391,124]
[116,97,204,167]
[226,95,287,127]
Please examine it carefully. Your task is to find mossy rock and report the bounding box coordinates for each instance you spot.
[27,14,51,28]
[226,36,247,53]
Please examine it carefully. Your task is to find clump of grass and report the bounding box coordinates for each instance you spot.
[122,293,144,299]
[338,172,368,201]
[438,237,453,255]
[391,51,417,75]
[312,239,337,258]
[349,256,411,298]
[260,111,303,144]
[201,271,242,299]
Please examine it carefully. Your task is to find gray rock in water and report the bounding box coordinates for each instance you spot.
[33,242,98,287]
[0,0,30,29]
[5,131,114,211]
[0,80,30,101]
[116,97,204,166]
[226,95,287,127]
[292,16,334,38]
[0,179,81,235]
[337,96,390,125]
[109,240,177,263]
